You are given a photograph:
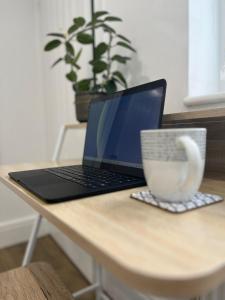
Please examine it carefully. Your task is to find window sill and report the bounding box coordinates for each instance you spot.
[184,92,225,107]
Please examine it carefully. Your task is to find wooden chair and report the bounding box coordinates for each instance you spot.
[0,262,73,300]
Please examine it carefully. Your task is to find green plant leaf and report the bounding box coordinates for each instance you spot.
[68,23,79,34]
[117,41,136,52]
[105,79,117,94]
[73,17,85,27]
[77,33,94,44]
[93,11,109,19]
[95,42,108,59]
[112,76,122,85]
[102,24,116,33]
[75,79,92,92]
[75,63,81,69]
[65,42,74,56]
[44,39,61,51]
[92,84,102,93]
[68,17,86,35]
[117,34,131,43]
[113,71,127,88]
[74,48,82,64]
[66,70,77,82]
[47,33,65,39]
[92,60,107,73]
[64,54,74,65]
[86,19,103,27]
[104,16,122,22]
[64,54,81,69]
[112,54,131,64]
[51,57,63,68]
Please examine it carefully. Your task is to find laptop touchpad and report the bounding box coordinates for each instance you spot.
[20,171,65,187]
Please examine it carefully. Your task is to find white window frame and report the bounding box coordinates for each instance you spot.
[185,0,225,107]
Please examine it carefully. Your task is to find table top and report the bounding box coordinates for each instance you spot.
[1,161,225,298]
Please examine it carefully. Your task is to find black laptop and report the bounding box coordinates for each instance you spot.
[9,79,166,203]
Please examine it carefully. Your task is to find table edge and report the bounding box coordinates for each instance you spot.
[0,165,225,297]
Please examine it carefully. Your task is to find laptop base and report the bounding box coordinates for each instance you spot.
[9,165,145,203]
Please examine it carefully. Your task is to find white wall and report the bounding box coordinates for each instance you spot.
[0,0,49,247]
[0,0,86,248]
[38,0,189,138]
[38,0,87,159]
[0,0,47,165]
[100,0,189,114]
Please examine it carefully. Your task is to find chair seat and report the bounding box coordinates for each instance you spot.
[0,262,73,300]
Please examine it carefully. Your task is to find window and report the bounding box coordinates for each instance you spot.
[189,0,225,97]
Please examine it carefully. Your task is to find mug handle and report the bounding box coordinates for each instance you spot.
[176,135,203,195]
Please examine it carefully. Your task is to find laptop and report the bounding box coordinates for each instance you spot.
[9,79,167,203]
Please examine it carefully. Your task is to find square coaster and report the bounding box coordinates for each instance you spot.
[130,191,223,213]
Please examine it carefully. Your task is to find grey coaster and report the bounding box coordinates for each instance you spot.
[130,191,223,213]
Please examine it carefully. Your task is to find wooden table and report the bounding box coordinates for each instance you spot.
[1,161,225,298]
[0,262,74,300]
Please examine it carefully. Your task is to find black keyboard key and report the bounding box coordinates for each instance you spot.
[45,165,141,190]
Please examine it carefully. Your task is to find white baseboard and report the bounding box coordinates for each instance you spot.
[0,214,49,249]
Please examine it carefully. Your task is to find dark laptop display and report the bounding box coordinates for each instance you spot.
[9,79,166,203]
[84,85,164,170]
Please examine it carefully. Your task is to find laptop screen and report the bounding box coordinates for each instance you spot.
[83,79,166,175]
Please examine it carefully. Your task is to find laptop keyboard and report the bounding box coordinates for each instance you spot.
[45,165,141,189]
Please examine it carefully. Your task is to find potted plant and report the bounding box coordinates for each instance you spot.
[44,6,136,122]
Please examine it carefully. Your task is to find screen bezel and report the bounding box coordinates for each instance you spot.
[82,79,167,178]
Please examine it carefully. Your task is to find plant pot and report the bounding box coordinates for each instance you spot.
[75,92,104,122]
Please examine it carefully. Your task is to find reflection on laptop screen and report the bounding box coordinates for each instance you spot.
[84,85,164,169]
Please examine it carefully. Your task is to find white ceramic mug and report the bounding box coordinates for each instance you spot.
[141,128,207,202]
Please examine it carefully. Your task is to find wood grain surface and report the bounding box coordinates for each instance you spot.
[0,235,94,300]
[0,262,73,300]
[64,123,87,130]
[163,107,225,122]
[1,161,225,298]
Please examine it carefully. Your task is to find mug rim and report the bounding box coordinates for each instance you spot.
[141,128,206,133]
